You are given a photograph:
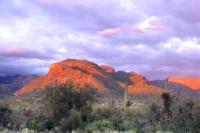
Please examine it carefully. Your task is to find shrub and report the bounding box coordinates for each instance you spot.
[91,106,138,132]
[43,80,97,132]
[0,105,12,128]
[190,100,200,132]
[85,119,113,132]
[148,93,195,132]
[119,120,134,131]
[59,109,83,132]
[26,116,54,132]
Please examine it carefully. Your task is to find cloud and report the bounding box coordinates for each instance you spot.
[0,46,57,60]
[96,17,167,36]
[97,27,122,35]
[0,58,50,76]
[0,0,200,79]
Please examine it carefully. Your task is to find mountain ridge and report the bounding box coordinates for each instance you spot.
[151,77,200,97]
[1,59,200,97]
[15,59,164,95]
[0,74,40,96]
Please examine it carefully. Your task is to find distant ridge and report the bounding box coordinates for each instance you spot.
[0,74,40,96]
[151,77,200,97]
[169,77,200,90]
[16,58,164,95]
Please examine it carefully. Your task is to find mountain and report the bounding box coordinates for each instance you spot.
[151,77,200,97]
[0,74,40,96]
[15,59,164,95]
[169,77,200,90]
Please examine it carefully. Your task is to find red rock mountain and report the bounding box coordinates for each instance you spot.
[169,77,200,90]
[16,59,164,95]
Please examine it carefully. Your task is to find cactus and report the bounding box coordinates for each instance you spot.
[124,82,128,110]
[161,92,172,119]
[165,78,169,93]
[54,79,58,87]
[161,78,172,119]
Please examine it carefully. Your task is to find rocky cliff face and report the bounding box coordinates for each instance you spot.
[0,74,40,96]
[16,59,164,95]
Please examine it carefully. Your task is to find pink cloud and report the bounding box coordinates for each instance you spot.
[132,20,170,32]
[97,27,122,35]
[97,21,165,36]
[149,20,165,30]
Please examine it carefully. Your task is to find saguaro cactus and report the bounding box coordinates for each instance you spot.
[54,79,58,87]
[161,92,172,119]
[161,78,172,119]
[124,82,128,110]
[165,78,169,92]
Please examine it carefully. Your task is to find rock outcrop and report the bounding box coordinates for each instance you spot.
[100,65,115,73]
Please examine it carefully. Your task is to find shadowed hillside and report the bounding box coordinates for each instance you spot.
[0,74,40,96]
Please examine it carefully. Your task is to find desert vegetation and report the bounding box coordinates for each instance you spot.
[0,81,199,132]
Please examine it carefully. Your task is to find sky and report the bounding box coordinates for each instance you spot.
[1,0,200,80]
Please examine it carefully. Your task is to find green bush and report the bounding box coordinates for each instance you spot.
[86,119,113,132]
[91,107,138,132]
[43,80,97,132]
[59,109,83,132]
[119,120,134,131]
[26,117,53,132]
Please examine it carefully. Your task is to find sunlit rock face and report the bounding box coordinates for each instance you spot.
[151,77,200,97]
[100,65,115,73]
[169,77,200,90]
[16,58,164,95]
[49,64,65,73]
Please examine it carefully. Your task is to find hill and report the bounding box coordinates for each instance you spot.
[0,74,40,96]
[169,77,200,90]
[151,77,200,97]
[15,59,164,95]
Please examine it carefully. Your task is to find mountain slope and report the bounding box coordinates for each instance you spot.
[169,77,200,90]
[16,59,164,95]
[151,77,200,97]
[0,74,40,96]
